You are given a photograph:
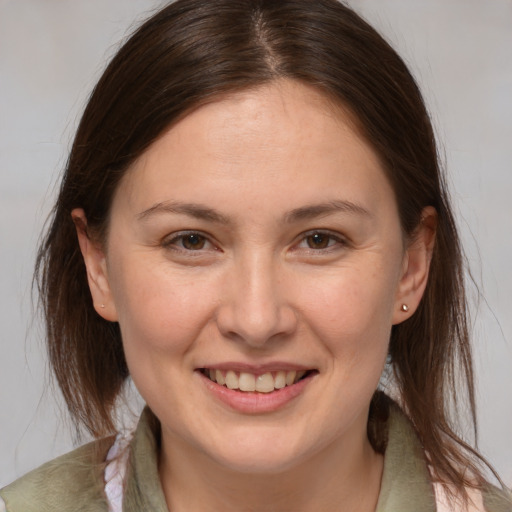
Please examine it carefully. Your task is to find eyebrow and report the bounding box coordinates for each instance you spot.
[136,199,371,224]
[136,201,231,225]
[284,200,372,223]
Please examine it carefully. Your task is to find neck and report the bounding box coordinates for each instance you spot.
[159,426,384,512]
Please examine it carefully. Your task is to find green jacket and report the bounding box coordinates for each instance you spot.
[1,406,510,511]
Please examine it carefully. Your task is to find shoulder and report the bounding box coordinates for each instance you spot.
[381,401,512,512]
[482,484,512,512]
[0,437,114,512]
[434,481,512,512]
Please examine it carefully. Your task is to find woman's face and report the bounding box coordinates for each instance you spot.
[79,80,430,474]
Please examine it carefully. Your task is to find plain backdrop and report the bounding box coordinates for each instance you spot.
[1,0,511,488]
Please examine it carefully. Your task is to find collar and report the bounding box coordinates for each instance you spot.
[375,403,435,511]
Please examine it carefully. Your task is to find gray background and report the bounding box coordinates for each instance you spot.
[1,0,511,487]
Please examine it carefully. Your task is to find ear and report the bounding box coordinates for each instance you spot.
[392,206,437,325]
[72,208,118,322]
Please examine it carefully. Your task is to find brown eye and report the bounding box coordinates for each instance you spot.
[306,233,331,249]
[181,233,207,250]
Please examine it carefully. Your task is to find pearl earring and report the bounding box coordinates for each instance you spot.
[400,304,409,312]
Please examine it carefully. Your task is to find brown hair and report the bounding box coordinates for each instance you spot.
[35,0,494,497]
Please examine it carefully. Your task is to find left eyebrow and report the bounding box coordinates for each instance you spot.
[284,200,372,223]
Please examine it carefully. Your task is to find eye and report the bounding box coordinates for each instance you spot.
[305,232,334,249]
[295,230,346,251]
[163,231,213,251]
[180,233,207,250]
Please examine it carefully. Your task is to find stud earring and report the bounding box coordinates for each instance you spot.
[400,304,409,312]
[100,304,105,309]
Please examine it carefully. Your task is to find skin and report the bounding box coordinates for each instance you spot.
[74,80,436,512]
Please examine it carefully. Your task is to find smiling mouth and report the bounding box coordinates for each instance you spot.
[199,368,315,393]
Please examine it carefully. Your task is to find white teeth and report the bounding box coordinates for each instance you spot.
[215,369,225,386]
[285,370,297,386]
[225,370,238,390]
[206,368,309,392]
[239,372,256,392]
[255,372,275,393]
[274,371,286,389]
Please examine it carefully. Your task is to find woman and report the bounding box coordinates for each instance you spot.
[0,0,510,510]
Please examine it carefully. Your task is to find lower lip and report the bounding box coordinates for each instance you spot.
[198,371,316,414]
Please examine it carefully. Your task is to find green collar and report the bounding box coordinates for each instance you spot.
[375,405,435,511]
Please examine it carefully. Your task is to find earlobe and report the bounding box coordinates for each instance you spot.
[392,206,437,325]
[71,208,118,322]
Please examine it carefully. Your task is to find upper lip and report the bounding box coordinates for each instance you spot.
[196,362,315,373]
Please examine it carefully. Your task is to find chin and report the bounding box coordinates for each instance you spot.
[212,448,304,475]
[201,428,318,475]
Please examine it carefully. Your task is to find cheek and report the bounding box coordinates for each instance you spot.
[108,259,217,357]
[109,265,220,410]
[290,262,399,394]
[296,265,399,339]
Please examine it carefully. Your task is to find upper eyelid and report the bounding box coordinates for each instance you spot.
[297,229,347,242]
[164,229,211,240]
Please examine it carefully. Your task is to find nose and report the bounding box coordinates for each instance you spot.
[215,252,297,348]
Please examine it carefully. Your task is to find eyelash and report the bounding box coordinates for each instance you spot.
[162,230,347,254]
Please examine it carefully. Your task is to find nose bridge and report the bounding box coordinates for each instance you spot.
[217,248,296,346]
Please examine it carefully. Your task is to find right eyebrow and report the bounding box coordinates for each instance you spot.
[136,200,232,225]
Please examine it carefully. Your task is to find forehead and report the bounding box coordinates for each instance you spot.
[113,80,395,219]
[160,81,364,164]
